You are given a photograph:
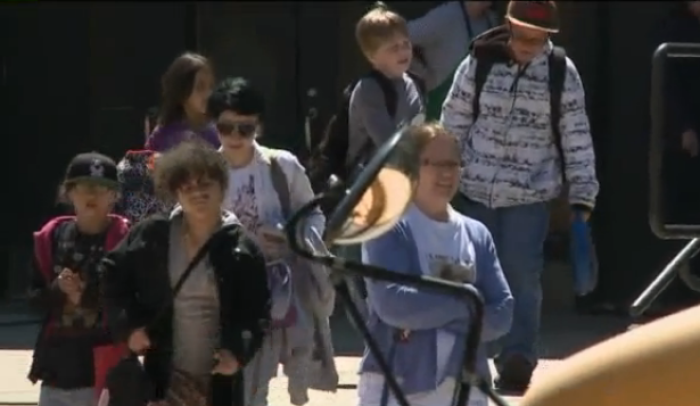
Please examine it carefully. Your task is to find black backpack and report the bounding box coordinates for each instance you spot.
[308,70,425,194]
[470,25,568,179]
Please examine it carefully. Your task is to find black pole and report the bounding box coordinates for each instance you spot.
[649,42,700,239]
[630,238,700,317]
[632,42,700,316]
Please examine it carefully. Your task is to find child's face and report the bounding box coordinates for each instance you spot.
[68,182,117,218]
[415,135,461,203]
[184,68,214,116]
[176,176,224,219]
[368,32,413,77]
[216,110,259,154]
[508,23,549,64]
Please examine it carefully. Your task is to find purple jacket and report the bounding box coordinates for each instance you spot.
[145,121,220,152]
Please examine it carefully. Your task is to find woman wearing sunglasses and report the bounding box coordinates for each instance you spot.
[145,53,220,152]
[359,123,513,406]
[207,77,338,406]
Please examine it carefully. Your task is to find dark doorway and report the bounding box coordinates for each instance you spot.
[87,3,192,157]
[3,4,90,237]
[1,4,90,296]
[0,3,193,297]
[197,2,338,157]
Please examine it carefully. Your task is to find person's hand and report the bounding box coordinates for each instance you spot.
[682,129,699,157]
[211,349,239,375]
[57,268,83,304]
[127,328,151,353]
[571,210,591,223]
[257,225,289,259]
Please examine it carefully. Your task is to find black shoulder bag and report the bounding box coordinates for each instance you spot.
[105,225,227,406]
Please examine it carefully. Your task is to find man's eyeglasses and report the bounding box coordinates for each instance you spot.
[216,121,257,138]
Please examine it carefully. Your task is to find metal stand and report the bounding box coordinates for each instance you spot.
[286,196,510,406]
[630,238,700,317]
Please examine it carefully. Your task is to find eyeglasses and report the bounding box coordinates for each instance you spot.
[509,30,549,47]
[421,159,462,170]
[216,121,257,137]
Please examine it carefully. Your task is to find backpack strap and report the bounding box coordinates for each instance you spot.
[468,25,512,122]
[548,46,568,180]
[460,1,474,39]
[367,70,400,119]
[105,214,130,250]
[406,71,427,100]
[33,216,76,282]
[347,71,402,174]
[260,148,292,219]
[472,59,494,122]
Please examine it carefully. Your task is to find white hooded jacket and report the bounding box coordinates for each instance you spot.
[441,41,599,209]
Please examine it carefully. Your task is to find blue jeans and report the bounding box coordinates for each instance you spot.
[454,196,549,368]
[39,386,94,406]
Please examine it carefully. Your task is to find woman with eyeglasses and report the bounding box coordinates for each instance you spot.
[359,123,513,406]
[145,53,220,152]
[207,77,337,406]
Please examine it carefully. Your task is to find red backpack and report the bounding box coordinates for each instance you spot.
[33,214,130,397]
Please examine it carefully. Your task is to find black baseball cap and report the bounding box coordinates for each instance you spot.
[64,152,119,189]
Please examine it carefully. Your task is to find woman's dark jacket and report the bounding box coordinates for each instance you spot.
[99,213,271,402]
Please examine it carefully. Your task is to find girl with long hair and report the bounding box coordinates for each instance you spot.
[145,53,220,152]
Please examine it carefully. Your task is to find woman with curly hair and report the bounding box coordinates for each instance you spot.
[101,141,270,406]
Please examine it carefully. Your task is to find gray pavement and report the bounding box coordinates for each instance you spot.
[0,300,628,406]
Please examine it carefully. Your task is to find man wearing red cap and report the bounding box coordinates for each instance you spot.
[441,1,598,393]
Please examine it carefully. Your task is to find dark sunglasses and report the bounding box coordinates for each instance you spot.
[216,121,257,137]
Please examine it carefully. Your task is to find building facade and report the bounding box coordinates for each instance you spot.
[0,1,688,304]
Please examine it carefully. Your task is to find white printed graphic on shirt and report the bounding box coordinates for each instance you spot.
[226,170,261,234]
[428,253,475,283]
[405,206,475,385]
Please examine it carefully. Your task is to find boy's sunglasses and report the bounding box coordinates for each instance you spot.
[216,121,257,138]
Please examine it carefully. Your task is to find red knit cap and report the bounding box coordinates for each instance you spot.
[506,1,560,33]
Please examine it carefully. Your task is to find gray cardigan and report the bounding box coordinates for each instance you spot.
[408,1,497,90]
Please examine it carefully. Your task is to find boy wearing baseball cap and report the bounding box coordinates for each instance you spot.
[28,152,130,406]
[441,1,599,393]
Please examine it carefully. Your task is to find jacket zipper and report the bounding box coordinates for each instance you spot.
[490,62,530,207]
